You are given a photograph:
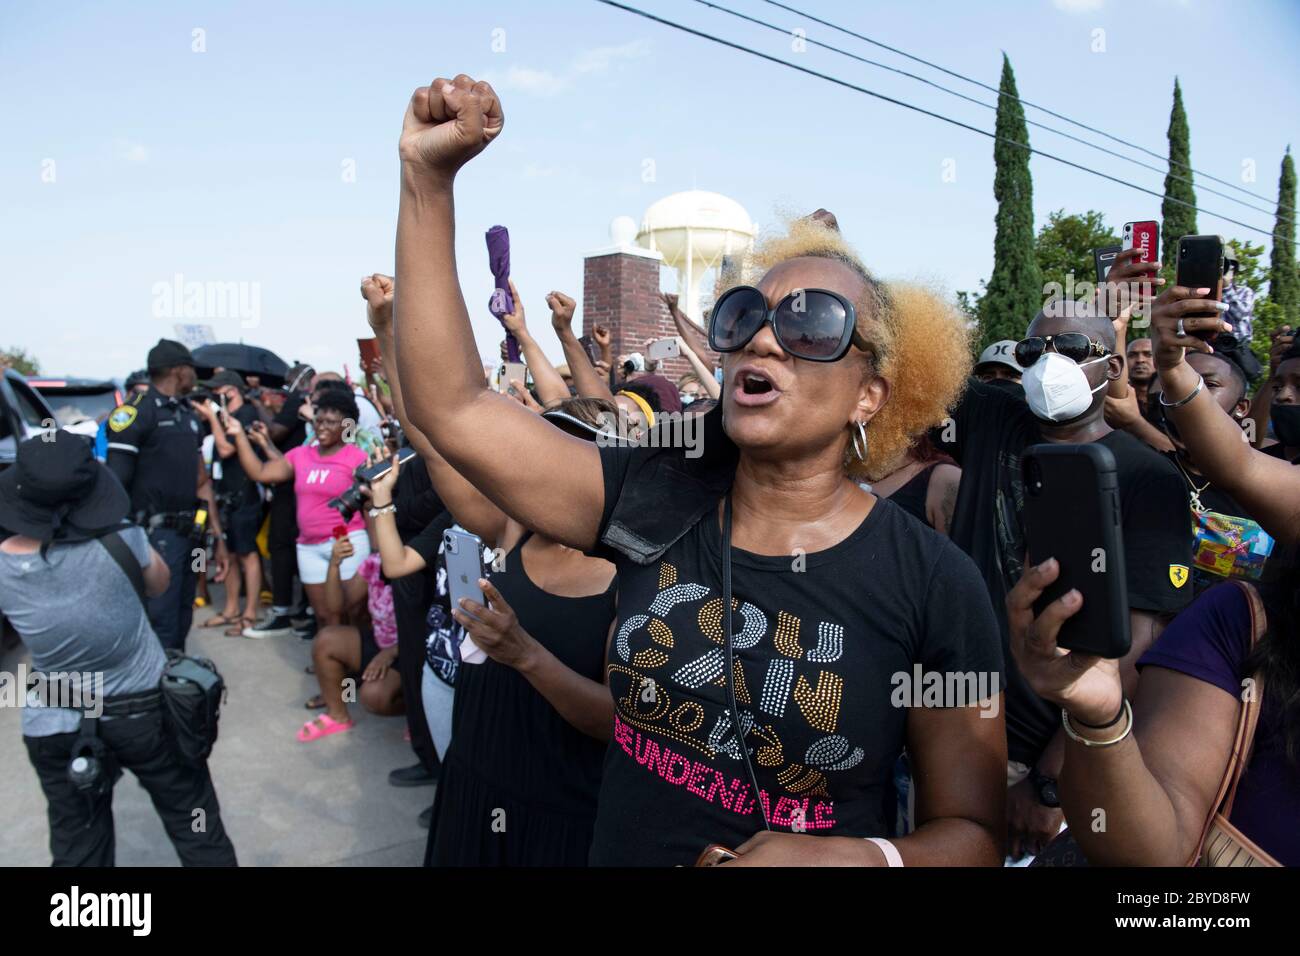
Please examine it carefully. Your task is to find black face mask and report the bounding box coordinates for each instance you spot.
[984,377,1025,400]
[1272,404,1300,449]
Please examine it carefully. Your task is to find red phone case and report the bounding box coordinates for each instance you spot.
[1122,220,1159,283]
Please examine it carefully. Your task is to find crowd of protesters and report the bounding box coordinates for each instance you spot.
[1,73,1297,868]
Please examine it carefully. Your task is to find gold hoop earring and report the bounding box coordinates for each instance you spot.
[852,421,868,463]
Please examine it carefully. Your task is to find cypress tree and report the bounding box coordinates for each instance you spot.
[1160,78,1198,273]
[980,54,1042,348]
[1269,147,1298,324]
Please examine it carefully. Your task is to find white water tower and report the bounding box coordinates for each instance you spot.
[637,191,755,322]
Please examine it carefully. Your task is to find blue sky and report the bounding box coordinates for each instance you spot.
[2,0,1297,380]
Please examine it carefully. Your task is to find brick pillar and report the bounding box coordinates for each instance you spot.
[582,249,701,384]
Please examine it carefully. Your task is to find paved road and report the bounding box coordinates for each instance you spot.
[0,587,431,866]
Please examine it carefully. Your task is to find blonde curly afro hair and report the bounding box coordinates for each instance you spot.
[741,217,972,481]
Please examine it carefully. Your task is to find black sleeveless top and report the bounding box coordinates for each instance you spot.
[886,463,937,529]
[427,531,617,865]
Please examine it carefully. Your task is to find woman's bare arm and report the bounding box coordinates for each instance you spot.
[678,337,720,400]
[500,279,571,407]
[227,423,293,484]
[393,76,604,550]
[548,292,616,401]
[363,273,510,548]
[901,701,1007,865]
[1151,288,1300,542]
[1061,668,1238,865]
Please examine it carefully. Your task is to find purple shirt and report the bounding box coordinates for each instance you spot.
[1139,583,1299,865]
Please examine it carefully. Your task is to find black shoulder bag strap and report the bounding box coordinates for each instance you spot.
[722,495,770,831]
[98,531,147,609]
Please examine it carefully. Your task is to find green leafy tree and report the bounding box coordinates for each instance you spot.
[1035,209,1120,297]
[979,54,1042,349]
[1224,238,1267,295]
[0,347,40,376]
[1268,147,1298,324]
[1160,78,1198,278]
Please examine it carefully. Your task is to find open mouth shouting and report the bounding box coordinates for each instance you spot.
[732,365,783,407]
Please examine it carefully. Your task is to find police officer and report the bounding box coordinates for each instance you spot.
[106,339,229,651]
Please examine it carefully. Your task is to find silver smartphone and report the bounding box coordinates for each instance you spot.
[442,527,489,664]
[647,337,680,362]
[443,528,486,612]
[500,361,527,395]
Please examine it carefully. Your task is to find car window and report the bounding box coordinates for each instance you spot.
[9,379,51,429]
[40,389,119,427]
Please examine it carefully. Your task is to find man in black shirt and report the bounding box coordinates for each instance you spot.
[939,300,1192,860]
[106,338,228,651]
[194,369,265,634]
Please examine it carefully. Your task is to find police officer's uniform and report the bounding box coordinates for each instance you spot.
[106,341,206,651]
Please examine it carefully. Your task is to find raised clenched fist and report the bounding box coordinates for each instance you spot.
[361,273,395,333]
[547,291,576,331]
[400,74,504,181]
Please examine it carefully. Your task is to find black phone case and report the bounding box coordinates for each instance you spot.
[1093,244,1122,284]
[1175,235,1225,339]
[1021,444,1131,658]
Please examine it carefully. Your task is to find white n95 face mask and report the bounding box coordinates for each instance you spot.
[1021,352,1107,422]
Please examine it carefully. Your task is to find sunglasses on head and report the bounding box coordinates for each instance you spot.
[1014,333,1111,368]
[708,286,873,362]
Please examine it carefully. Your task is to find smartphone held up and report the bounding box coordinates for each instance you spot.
[1175,234,1228,343]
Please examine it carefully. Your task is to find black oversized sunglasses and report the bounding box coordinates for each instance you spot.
[708,286,873,362]
[1014,333,1110,368]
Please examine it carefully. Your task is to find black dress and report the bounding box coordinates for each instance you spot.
[425,532,616,866]
[885,463,937,528]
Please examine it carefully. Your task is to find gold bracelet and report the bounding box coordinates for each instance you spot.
[1062,699,1133,748]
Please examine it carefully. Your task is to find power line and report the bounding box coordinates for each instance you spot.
[594,0,1274,236]
[693,0,1282,221]
[763,0,1287,214]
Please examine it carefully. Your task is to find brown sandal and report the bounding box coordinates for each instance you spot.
[224,616,255,637]
[202,612,241,629]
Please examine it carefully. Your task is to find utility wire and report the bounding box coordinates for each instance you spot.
[763,0,1288,214]
[694,0,1281,220]
[593,0,1274,237]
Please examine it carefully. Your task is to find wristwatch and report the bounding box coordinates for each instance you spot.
[1029,769,1060,808]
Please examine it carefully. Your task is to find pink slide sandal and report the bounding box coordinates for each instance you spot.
[296,714,354,742]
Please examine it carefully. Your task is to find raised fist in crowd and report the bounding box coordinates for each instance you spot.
[400,74,504,181]
[361,273,395,333]
[547,291,577,331]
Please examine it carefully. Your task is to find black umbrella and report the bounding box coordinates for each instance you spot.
[191,343,289,387]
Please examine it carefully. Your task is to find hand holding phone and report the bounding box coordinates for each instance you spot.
[1121,221,1159,284]
[1020,444,1131,658]
[647,337,680,362]
[443,529,489,664]
[1175,235,1227,342]
[499,361,527,395]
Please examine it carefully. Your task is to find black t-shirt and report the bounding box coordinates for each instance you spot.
[272,394,308,453]
[216,404,262,504]
[939,378,1193,766]
[586,445,1003,866]
[104,386,203,515]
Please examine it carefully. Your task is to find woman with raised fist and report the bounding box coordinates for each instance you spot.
[390,75,1004,867]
